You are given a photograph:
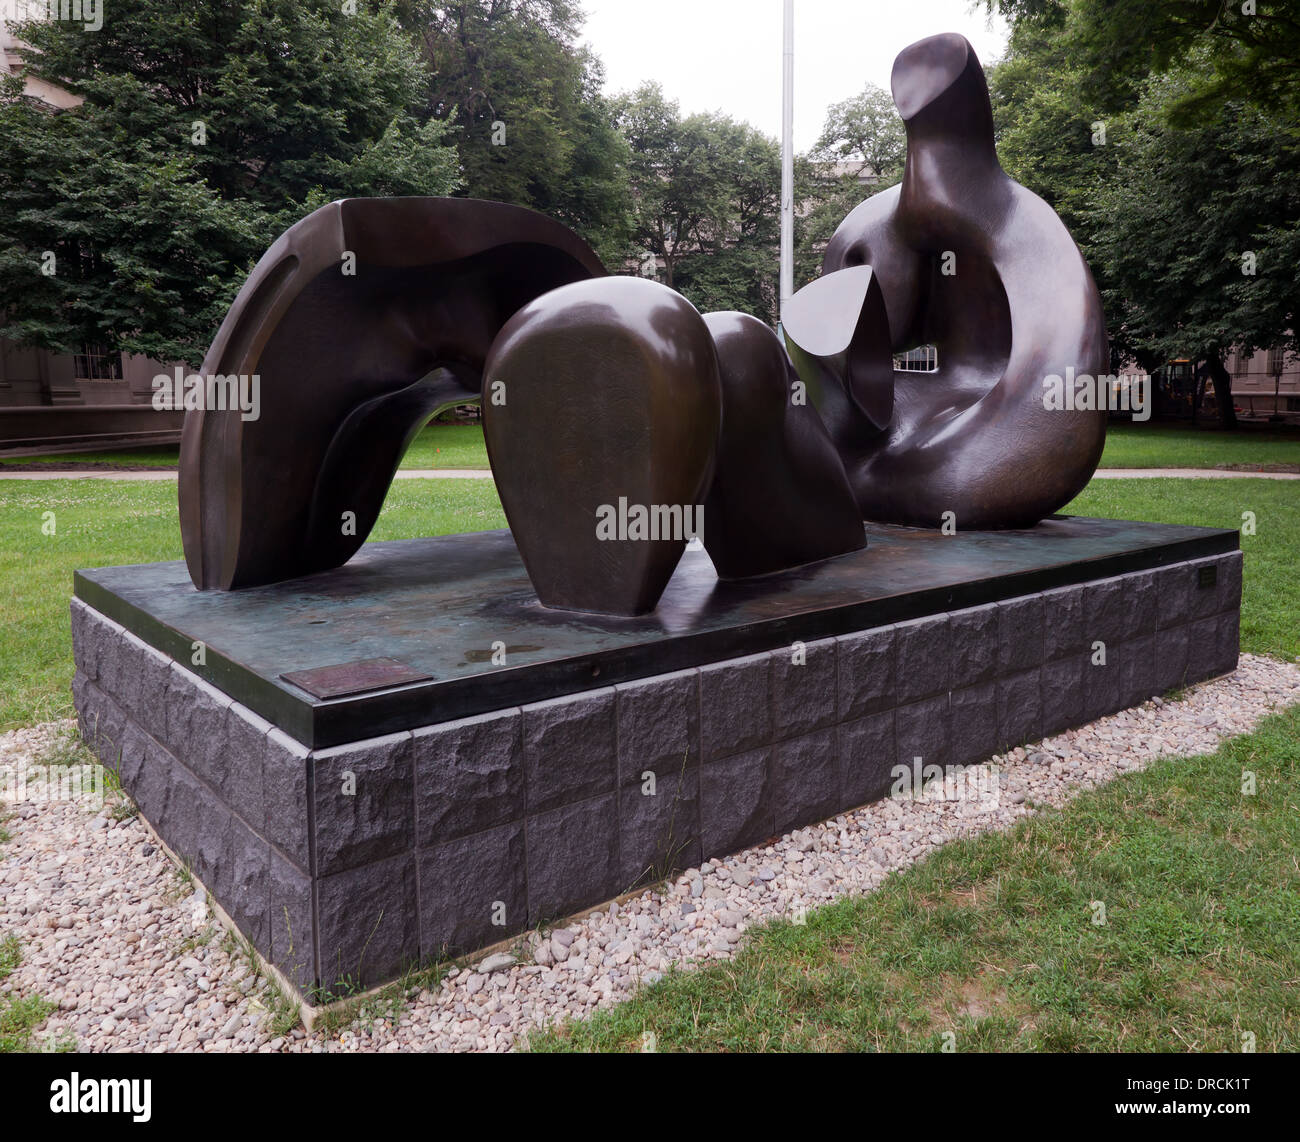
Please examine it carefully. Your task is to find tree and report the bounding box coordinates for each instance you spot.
[615,84,782,325]
[1087,68,1300,427]
[408,0,632,264]
[985,0,1300,122]
[987,0,1300,425]
[812,84,906,179]
[0,0,459,364]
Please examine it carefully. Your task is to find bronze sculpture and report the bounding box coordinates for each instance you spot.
[786,32,1109,529]
[178,33,1107,617]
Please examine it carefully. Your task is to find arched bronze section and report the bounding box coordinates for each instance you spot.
[179,197,606,590]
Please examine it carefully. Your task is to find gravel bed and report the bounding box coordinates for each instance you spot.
[2,652,1297,1053]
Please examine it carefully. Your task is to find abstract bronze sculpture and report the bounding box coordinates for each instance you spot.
[179,33,1107,617]
[788,32,1109,529]
[700,311,867,580]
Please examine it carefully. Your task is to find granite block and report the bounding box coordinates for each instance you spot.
[950,682,999,767]
[616,669,699,783]
[997,668,1042,752]
[414,708,524,846]
[838,710,895,808]
[700,748,773,859]
[949,605,999,688]
[317,852,419,992]
[263,727,312,871]
[522,689,616,813]
[837,625,896,721]
[771,728,839,832]
[313,732,414,876]
[1154,624,1191,694]
[895,615,950,703]
[771,638,838,739]
[617,765,701,891]
[998,595,1045,674]
[419,822,527,958]
[699,652,771,761]
[526,794,620,924]
[895,694,950,773]
[1042,584,1088,662]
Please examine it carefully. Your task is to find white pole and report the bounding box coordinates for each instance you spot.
[780,0,795,327]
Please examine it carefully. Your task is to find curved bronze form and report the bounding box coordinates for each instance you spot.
[701,312,866,579]
[483,277,721,615]
[179,197,605,590]
[787,33,1108,529]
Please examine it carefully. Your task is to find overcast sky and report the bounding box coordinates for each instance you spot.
[579,0,1009,150]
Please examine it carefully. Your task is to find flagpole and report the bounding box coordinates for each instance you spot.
[780,0,794,330]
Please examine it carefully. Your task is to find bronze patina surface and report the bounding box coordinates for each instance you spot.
[483,277,722,615]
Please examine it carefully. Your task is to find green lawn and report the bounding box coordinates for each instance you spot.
[0,479,507,731]
[8,421,1300,473]
[531,705,1300,1052]
[0,424,491,472]
[0,445,184,468]
[1099,421,1300,470]
[396,424,489,469]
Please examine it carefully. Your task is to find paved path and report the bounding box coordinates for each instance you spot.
[1092,468,1300,480]
[0,466,1296,482]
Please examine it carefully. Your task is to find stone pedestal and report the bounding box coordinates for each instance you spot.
[70,518,1241,1001]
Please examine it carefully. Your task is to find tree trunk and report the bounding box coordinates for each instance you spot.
[1206,351,1239,429]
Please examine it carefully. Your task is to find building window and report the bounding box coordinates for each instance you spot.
[73,344,123,381]
[1268,347,1286,377]
[894,345,938,372]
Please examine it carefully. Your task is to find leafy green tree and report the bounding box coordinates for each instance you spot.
[813,84,906,179]
[1,0,459,364]
[409,0,632,263]
[614,83,782,325]
[1087,69,1300,426]
[985,0,1300,122]
[987,0,1300,425]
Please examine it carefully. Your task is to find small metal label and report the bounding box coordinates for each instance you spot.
[281,658,432,700]
[1198,565,1218,590]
